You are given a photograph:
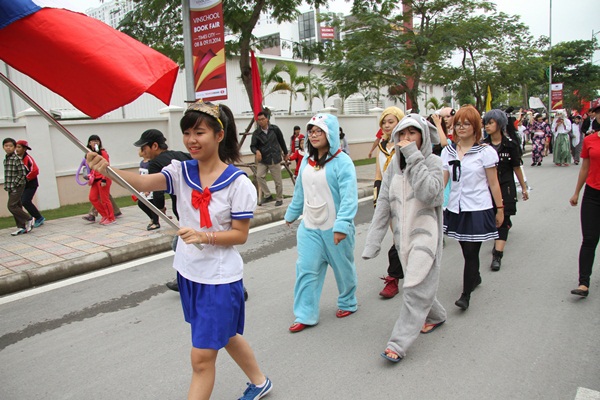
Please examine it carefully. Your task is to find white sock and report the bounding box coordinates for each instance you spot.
[255,379,267,388]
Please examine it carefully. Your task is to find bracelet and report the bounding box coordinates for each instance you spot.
[496,205,504,209]
[204,231,217,245]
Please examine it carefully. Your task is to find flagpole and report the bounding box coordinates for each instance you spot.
[0,72,202,250]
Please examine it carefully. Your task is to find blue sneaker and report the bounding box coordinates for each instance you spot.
[34,217,45,228]
[238,377,272,400]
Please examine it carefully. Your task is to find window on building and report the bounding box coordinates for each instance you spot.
[298,11,315,41]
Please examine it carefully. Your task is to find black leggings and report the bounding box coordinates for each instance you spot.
[387,244,404,279]
[497,215,512,242]
[138,199,159,225]
[459,241,482,294]
[578,185,600,287]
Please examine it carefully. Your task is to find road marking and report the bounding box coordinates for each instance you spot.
[575,387,600,400]
[0,196,375,304]
[0,252,174,305]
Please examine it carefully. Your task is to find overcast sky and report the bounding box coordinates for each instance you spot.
[69,0,599,58]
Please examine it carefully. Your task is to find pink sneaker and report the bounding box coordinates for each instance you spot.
[99,218,116,225]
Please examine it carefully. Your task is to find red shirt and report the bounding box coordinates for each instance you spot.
[376,128,383,139]
[581,133,600,190]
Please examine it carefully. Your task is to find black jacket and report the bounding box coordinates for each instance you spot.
[250,124,288,164]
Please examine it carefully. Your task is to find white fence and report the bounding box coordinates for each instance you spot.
[0,107,379,217]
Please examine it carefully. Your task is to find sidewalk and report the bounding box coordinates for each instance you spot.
[0,163,375,296]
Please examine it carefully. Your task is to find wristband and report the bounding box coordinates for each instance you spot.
[496,205,504,209]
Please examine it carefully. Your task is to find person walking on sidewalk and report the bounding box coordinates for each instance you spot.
[441,106,504,311]
[86,100,272,400]
[86,135,115,225]
[250,111,288,206]
[373,106,405,298]
[363,114,447,363]
[569,118,600,298]
[133,129,192,292]
[482,109,529,272]
[15,140,45,227]
[284,113,359,333]
[3,137,33,236]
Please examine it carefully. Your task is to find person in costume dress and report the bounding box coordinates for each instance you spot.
[551,112,572,166]
[374,106,405,299]
[285,113,359,333]
[441,106,504,311]
[363,114,447,363]
[482,109,529,271]
[526,113,551,166]
[87,101,272,400]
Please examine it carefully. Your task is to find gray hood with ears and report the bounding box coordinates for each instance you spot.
[392,113,440,159]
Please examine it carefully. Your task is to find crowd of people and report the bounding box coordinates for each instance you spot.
[4,99,599,400]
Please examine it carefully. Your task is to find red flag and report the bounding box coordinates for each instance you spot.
[0,2,179,119]
[250,50,263,118]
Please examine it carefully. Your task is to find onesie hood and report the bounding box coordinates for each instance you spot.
[306,113,340,157]
[392,113,439,159]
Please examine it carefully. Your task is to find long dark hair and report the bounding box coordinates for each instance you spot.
[180,102,240,164]
[87,135,103,154]
[306,125,330,167]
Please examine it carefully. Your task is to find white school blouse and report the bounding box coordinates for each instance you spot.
[162,160,257,284]
[441,144,498,213]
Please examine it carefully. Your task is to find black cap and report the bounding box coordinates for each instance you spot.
[590,105,600,114]
[134,129,166,147]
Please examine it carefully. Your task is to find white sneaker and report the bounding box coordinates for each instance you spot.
[26,217,35,233]
[11,228,26,236]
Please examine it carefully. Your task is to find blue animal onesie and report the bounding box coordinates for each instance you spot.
[284,113,359,326]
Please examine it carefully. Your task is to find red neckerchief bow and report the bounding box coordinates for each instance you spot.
[191,188,212,228]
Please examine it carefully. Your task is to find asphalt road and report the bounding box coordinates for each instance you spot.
[1,161,599,400]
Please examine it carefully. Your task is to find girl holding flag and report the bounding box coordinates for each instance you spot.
[86,100,272,400]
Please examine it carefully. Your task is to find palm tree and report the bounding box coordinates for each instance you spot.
[312,78,339,109]
[272,61,309,114]
[426,97,444,112]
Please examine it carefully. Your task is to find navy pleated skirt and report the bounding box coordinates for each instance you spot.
[443,208,499,242]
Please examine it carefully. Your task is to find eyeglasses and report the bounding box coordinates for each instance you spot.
[307,128,325,137]
[454,122,472,130]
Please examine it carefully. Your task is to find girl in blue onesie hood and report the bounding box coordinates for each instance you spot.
[285,113,359,333]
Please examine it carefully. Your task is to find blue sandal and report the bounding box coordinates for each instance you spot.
[381,348,402,363]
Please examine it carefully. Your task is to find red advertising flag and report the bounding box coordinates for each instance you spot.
[189,0,227,101]
[0,0,179,119]
[551,83,564,110]
[250,50,263,118]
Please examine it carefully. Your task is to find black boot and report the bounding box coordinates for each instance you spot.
[491,249,503,271]
[455,293,470,310]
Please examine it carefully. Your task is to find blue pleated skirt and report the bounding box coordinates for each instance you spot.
[177,273,245,350]
[443,208,499,242]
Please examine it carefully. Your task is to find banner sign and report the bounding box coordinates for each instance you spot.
[551,82,563,110]
[320,26,335,40]
[189,0,227,101]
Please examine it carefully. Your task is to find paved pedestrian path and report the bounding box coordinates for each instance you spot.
[0,162,375,296]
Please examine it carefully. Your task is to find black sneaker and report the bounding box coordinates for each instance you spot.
[166,280,179,292]
[275,200,283,206]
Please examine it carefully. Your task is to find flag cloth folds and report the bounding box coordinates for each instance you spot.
[250,50,263,119]
[0,0,179,119]
[485,85,492,112]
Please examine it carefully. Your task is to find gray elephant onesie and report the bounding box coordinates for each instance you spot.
[362,114,447,359]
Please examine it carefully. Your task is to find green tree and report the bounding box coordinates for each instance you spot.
[322,0,494,113]
[434,12,534,111]
[268,61,309,114]
[312,77,339,109]
[549,39,600,110]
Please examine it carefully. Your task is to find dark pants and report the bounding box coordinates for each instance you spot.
[138,198,159,225]
[22,184,42,220]
[578,185,600,287]
[497,215,512,242]
[387,244,404,279]
[7,185,31,228]
[459,241,482,294]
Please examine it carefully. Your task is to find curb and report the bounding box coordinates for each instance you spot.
[0,188,372,297]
